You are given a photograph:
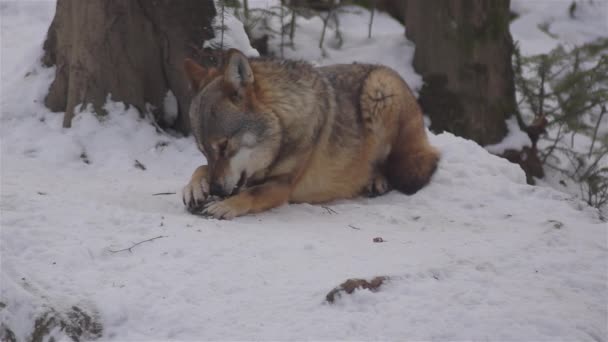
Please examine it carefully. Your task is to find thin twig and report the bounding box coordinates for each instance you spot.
[542,123,565,164]
[289,4,296,44]
[280,0,285,58]
[243,0,249,21]
[580,148,608,180]
[107,235,167,254]
[152,192,176,196]
[220,0,225,64]
[538,55,547,119]
[134,159,146,170]
[348,224,361,230]
[319,4,336,50]
[589,105,606,157]
[368,0,376,39]
[146,111,167,135]
[322,206,337,214]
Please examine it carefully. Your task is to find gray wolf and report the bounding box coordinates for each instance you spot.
[182,49,440,219]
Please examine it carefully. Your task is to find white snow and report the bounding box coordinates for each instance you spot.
[247,0,423,92]
[1,1,607,341]
[511,0,608,55]
[485,117,532,155]
[205,0,260,57]
[162,90,178,126]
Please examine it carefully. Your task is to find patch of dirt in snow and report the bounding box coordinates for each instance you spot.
[326,276,388,303]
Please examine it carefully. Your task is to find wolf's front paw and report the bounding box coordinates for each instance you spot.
[182,178,210,212]
[202,196,250,220]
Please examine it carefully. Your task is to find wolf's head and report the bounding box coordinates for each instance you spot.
[184,50,281,197]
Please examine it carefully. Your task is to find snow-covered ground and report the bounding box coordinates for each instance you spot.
[1,1,607,341]
[511,0,608,55]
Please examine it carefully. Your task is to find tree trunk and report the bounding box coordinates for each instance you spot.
[42,0,216,133]
[403,0,517,146]
[375,1,542,182]
[375,0,406,24]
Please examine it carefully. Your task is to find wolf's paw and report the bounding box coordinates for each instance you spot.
[202,196,250,220]
[182,178,210,212]
[364,173,391,197]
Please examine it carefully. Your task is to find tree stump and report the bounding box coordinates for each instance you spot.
[42,0,216,133]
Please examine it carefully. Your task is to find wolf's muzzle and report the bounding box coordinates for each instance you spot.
[210,182,228,197]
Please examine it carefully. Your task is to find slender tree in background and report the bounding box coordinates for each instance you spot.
[42,0,216,133]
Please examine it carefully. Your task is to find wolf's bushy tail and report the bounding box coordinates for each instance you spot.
[386,137,440,194]
[385,77,440,195]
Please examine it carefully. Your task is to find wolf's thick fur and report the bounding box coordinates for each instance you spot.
[182,49,440,219]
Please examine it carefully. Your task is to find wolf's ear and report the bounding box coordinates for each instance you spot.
[224,49,254,91]
[184,58,217,91]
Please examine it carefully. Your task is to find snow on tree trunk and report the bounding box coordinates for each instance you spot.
[42,0,216,133]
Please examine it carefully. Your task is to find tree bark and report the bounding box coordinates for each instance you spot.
[42,0,216,133]
[403,0,517,146]
[375,0,406,24]
[375,1,541,182]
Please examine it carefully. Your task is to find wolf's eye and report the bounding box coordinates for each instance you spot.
[217,139,228,157]
[230,91,241,103]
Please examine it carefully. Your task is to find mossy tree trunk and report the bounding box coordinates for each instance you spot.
[403,0,517,146]
[42,0,216,133]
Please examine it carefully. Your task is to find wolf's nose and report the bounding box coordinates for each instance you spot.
[209,182,228,197]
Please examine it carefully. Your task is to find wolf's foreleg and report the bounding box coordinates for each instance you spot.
[182,165,210,212]
[202,177,292,219]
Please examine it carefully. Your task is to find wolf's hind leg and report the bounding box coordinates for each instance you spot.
[363,171,391,197]
[359,65,440,195]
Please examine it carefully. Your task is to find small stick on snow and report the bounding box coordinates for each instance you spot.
[322,206,337,214]
[107,235,167,254]
[146,111,168,135]
[348,224,361,230]
[152,192,176,196]
[134,160,146,170]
